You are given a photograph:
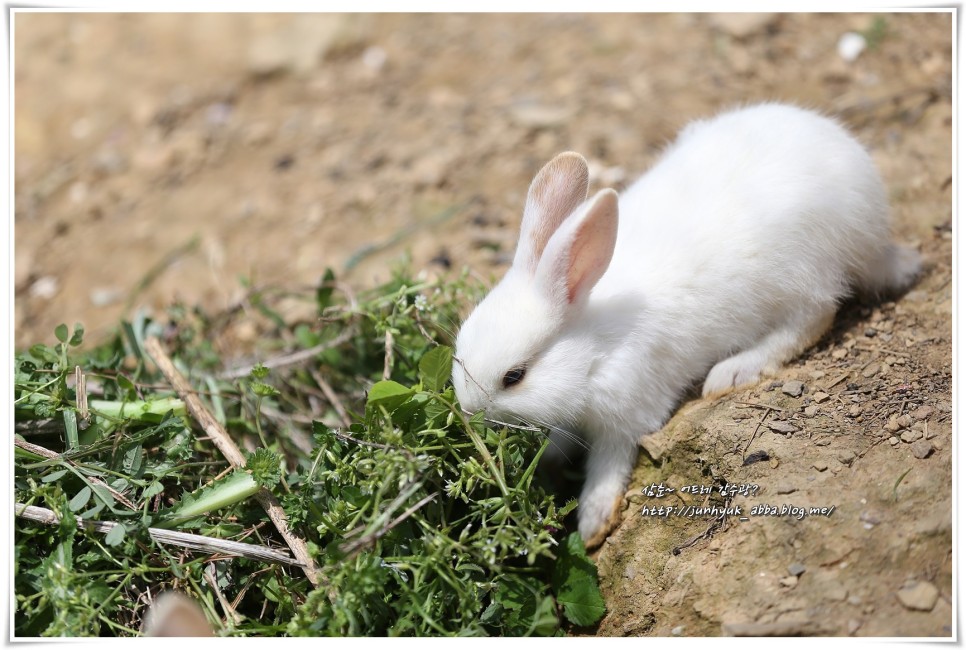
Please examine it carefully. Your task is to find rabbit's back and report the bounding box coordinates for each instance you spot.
[600,103,892,314]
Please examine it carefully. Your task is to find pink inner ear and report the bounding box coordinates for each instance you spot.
[566,226,607,303]
[565,192,618,304]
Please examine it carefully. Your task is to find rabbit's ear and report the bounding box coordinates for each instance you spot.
[142,591,215,637]
[536,188,618,309]
[515,152,590,274]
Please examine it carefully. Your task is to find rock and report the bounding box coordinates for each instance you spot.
[837,450,856,465]
[860,511,882,526]
[912,405,934,421]
[849,405,862,417]
[776,483,797,495]
[832,348,848,360]
[782,380,805,397]
[900,429,922,443]
[813,391,830,403]
[248,14,369,77]
[787,562,807,577]
[838,32,867,62]
[847,619,862,635]
[896,581,939,611]
[884,415,901,432]
[896,414,913,428]
[29,276,59,299]
[861,362,880,378]
[812,461,828,472]
[911,440,933,459]
[809,370,826,380]
[361,45,388,73]
[671,625,684,636]
[709,13,777,39]
[803,405,819,418]
[768,420,799,434]
[779,576,799,588]
[90,287,122,307]
[889,436,900,446]
[864,327,877,337]
[508,101,571,128]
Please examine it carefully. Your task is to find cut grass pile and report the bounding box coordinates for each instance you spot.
[13,267,604,636]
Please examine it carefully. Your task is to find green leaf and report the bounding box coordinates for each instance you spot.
[551,532,606,626]
[69,323,85,347]
[366,380,413,412]
[158,470,260,528]
[142,482,165,500]
[54,324,69,343]
[68,486,92,513]
[316,268,336,312]
[63,409,79,450]
[104,523,126,546]
[41,469,70,483]
[245,448,283,488]
[418,345,453,392]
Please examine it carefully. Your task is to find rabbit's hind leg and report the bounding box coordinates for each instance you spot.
[702,304,836,398]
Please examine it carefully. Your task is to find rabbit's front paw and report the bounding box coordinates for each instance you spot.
[702,351,766,398]
[578,487,624,547]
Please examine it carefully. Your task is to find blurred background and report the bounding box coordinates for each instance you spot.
[14,13,952,349]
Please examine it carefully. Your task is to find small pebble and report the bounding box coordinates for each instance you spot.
[29,276,59,299]
[779,576,799,588]
[849,405,862,417]
[813,391,830,403]
[776,483,797,495]
[803,405,819,418]
[847,595,862,606]
[847,619,862,635]
[90,287,123,307]
[813,461,828,472]
[912,405,934,421]
[782,380,805,397]
[787,562,807,577]
[671,625,684,636]
[897,414,913,428]
[838,31,867,62]
[900,430,922,443]
[768,420,799,434]
[860,511,881,526]
[888,436,900,446]
[837,450,856,465]
[884,415,901,432]
[809,370,826,380]
[832,348,848,359]
[911,440,933,459]
[861,362,880,378]
[864,327,877,337]
[896,581,939,611]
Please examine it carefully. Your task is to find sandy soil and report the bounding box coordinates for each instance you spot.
[14,12,953,637]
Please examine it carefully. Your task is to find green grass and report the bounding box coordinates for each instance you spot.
[13,266,605,637]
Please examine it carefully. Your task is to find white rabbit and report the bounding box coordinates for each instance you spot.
[452,102,920,545]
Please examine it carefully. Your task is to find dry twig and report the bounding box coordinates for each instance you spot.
[144,336,323,587]
[14,504,301,567]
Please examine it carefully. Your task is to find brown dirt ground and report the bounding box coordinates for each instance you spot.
[14,13,953,637]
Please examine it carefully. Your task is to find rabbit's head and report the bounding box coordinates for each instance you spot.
[453,153,618,429]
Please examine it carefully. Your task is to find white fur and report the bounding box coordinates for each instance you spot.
[453,103,921,542]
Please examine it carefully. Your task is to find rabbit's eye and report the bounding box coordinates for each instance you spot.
[502,365,527,389]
